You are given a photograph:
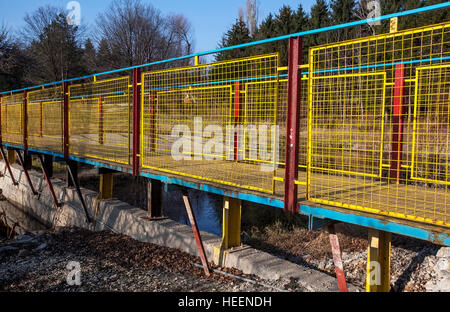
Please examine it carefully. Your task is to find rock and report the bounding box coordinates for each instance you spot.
[18,249,31,257]
[0,246,19,253]
[436,247,450,258]
[34,243,48,251]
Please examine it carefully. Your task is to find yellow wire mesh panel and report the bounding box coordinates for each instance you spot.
[27,86,63,153]
[412,64,450,185]
[69,76,131,165]
[1,92,24,146]
[141,53,279,193]
[274,67,309,196]
[308,22,450,227]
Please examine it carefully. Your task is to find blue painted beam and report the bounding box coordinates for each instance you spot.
[299,204,450,246]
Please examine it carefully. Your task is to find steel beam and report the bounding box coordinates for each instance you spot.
[390,64,405,183]
[0,146,17,186]
[366,229,391,292]
[38,154,61,208]
[66,160,92,224]
[284,37,302,214]
[147,179,163,219]
[15,150,37,195]
[328,223,348,292]
[63,82,69,159]
[132,68,141,176]
[182,190,210,277]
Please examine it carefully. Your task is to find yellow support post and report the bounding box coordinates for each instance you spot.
[98,173,114,200]
[390,17,398,33]
[366,229,391,292]
[213,197,242,266]
[7,150,16,164]
[194,55,200,66]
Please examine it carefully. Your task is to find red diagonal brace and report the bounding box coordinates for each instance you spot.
[328,223,348,292]
[182,190,211,277]
[15,150,37,195]
[0,146,17,186]
[38,154,61,208]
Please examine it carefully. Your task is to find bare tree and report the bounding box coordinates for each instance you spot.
[96,0,194,69]
[21,5,86,84]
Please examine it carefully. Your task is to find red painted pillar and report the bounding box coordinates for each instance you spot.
[132,68,141,176]
[284,37,302,214]
[63,82,69,159]
[98,95,104,145]
[149,91,156,153]
[0,94,2,144]
[234,81,240,161]
[40,101,43,138]
[23,90,28,150]
[390,64,405,183]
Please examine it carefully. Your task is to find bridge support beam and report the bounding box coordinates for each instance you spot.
[7,150,16,164]
[328,223,348,292]
[147,179,163,219]
[366,229,391,292]
[213,197,242,267]
[98,168,114,200]
[182,189,210,277]
[284,36,302,214]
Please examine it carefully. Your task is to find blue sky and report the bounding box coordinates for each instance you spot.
[0,0,315,54]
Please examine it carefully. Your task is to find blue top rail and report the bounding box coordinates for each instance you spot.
[1,1,449,95]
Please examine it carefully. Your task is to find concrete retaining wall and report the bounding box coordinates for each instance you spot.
[0,161,348,292]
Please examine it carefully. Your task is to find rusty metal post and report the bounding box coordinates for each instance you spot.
[66,159,78,188]
[15,150,37,195]
[0,146,17,186]
[234,81,240,161]
[98,95,104,145]
[284,37,302,214]
[132,68,141,176]
[182,190,210,277]
[23,90,28,150]
[67,160,92,224]
[147,179,163,219]
[390,64,405,183]
[63,82,69,159]
[38,154,61,208]
[149,91,156,153]
[328,223,348,292]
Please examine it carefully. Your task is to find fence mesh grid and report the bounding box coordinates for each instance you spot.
[141,54,279,193]
[27,86,64,153]
[69,76,131,165]
[1,92,24,146]
[308,22,450,227]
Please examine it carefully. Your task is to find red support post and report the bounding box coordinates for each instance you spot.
[284,37,302,214]
[23,90,28,150]
[328,223,348,292]
[390,64,405,183]
[39,101,43,138]
[182,190,211,277]
[234,81,240,161]
[132,68,141,176]
[98,95,104,145]
[149,91,156,152]
[0,94,2,144]
[63,82,69,159]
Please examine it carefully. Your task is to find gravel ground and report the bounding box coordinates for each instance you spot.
[244,221,449,292]
[0,227,303,292]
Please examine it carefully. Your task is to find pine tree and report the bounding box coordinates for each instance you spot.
[82,38,97,74]
[96,39,112,72]
[309,0,330,45]
[330,0,357,40]
[216,18,251,61]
